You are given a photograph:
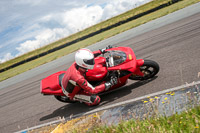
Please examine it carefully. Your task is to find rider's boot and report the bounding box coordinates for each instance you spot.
[84,95,100,106]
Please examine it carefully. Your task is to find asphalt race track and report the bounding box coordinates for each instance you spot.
[1,3,200,133]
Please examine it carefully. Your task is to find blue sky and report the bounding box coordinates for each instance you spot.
[0,0,151,63]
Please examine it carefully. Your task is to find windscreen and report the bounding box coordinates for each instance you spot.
[104,50,127,67]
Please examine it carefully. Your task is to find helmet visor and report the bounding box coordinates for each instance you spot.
[83,58,95,65]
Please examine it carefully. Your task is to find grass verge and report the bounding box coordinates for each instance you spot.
[26,84,200,133]
[32,98,200,133]
[0,0,200,81]
[90,106,200,133]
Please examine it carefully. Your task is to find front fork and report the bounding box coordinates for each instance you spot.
[133,59,144,76]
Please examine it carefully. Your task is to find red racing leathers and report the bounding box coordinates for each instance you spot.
[61,50,105,105]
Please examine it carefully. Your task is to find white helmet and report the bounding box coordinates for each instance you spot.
[75,48,95,69]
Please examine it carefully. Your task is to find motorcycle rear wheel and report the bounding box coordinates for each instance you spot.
[129,60,159,80]
[54,95,77,103]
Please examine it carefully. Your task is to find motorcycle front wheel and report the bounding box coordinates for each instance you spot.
[54,95,77,103]
[129,60,159,80]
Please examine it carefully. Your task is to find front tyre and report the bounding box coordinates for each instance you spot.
[129,60,159,80]
[54,95,77,103]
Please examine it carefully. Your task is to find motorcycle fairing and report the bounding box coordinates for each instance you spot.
[106,47,144,76]
[106,47,137,71]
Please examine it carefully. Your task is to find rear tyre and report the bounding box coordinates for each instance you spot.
[54,95,77,103]
[129,60,159,80]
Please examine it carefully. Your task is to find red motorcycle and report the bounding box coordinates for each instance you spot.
[40,46,159,103]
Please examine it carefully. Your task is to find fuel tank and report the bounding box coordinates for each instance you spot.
[86,57,107,81]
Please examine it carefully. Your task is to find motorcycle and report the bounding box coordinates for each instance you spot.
[40,46,159,103]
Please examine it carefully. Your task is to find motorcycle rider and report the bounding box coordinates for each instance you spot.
[61,46,118,106]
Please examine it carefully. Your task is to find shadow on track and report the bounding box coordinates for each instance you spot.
[40,77,157,121]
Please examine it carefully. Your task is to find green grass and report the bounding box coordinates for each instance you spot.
[90,106,200,133]
[0,0,200,81]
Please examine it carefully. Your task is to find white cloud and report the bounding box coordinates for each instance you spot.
[14,0,44,6]
[0,0,152,63]
[0,53,14,63]
[15,5,105,56]
[61,5,103,32]
[16,28,70,55]
[41,14,53,22]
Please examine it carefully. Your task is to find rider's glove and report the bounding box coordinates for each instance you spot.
[106,45,113,49]
[105,76,118,91]
[99,45,113,54]
[99,48,106,54]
